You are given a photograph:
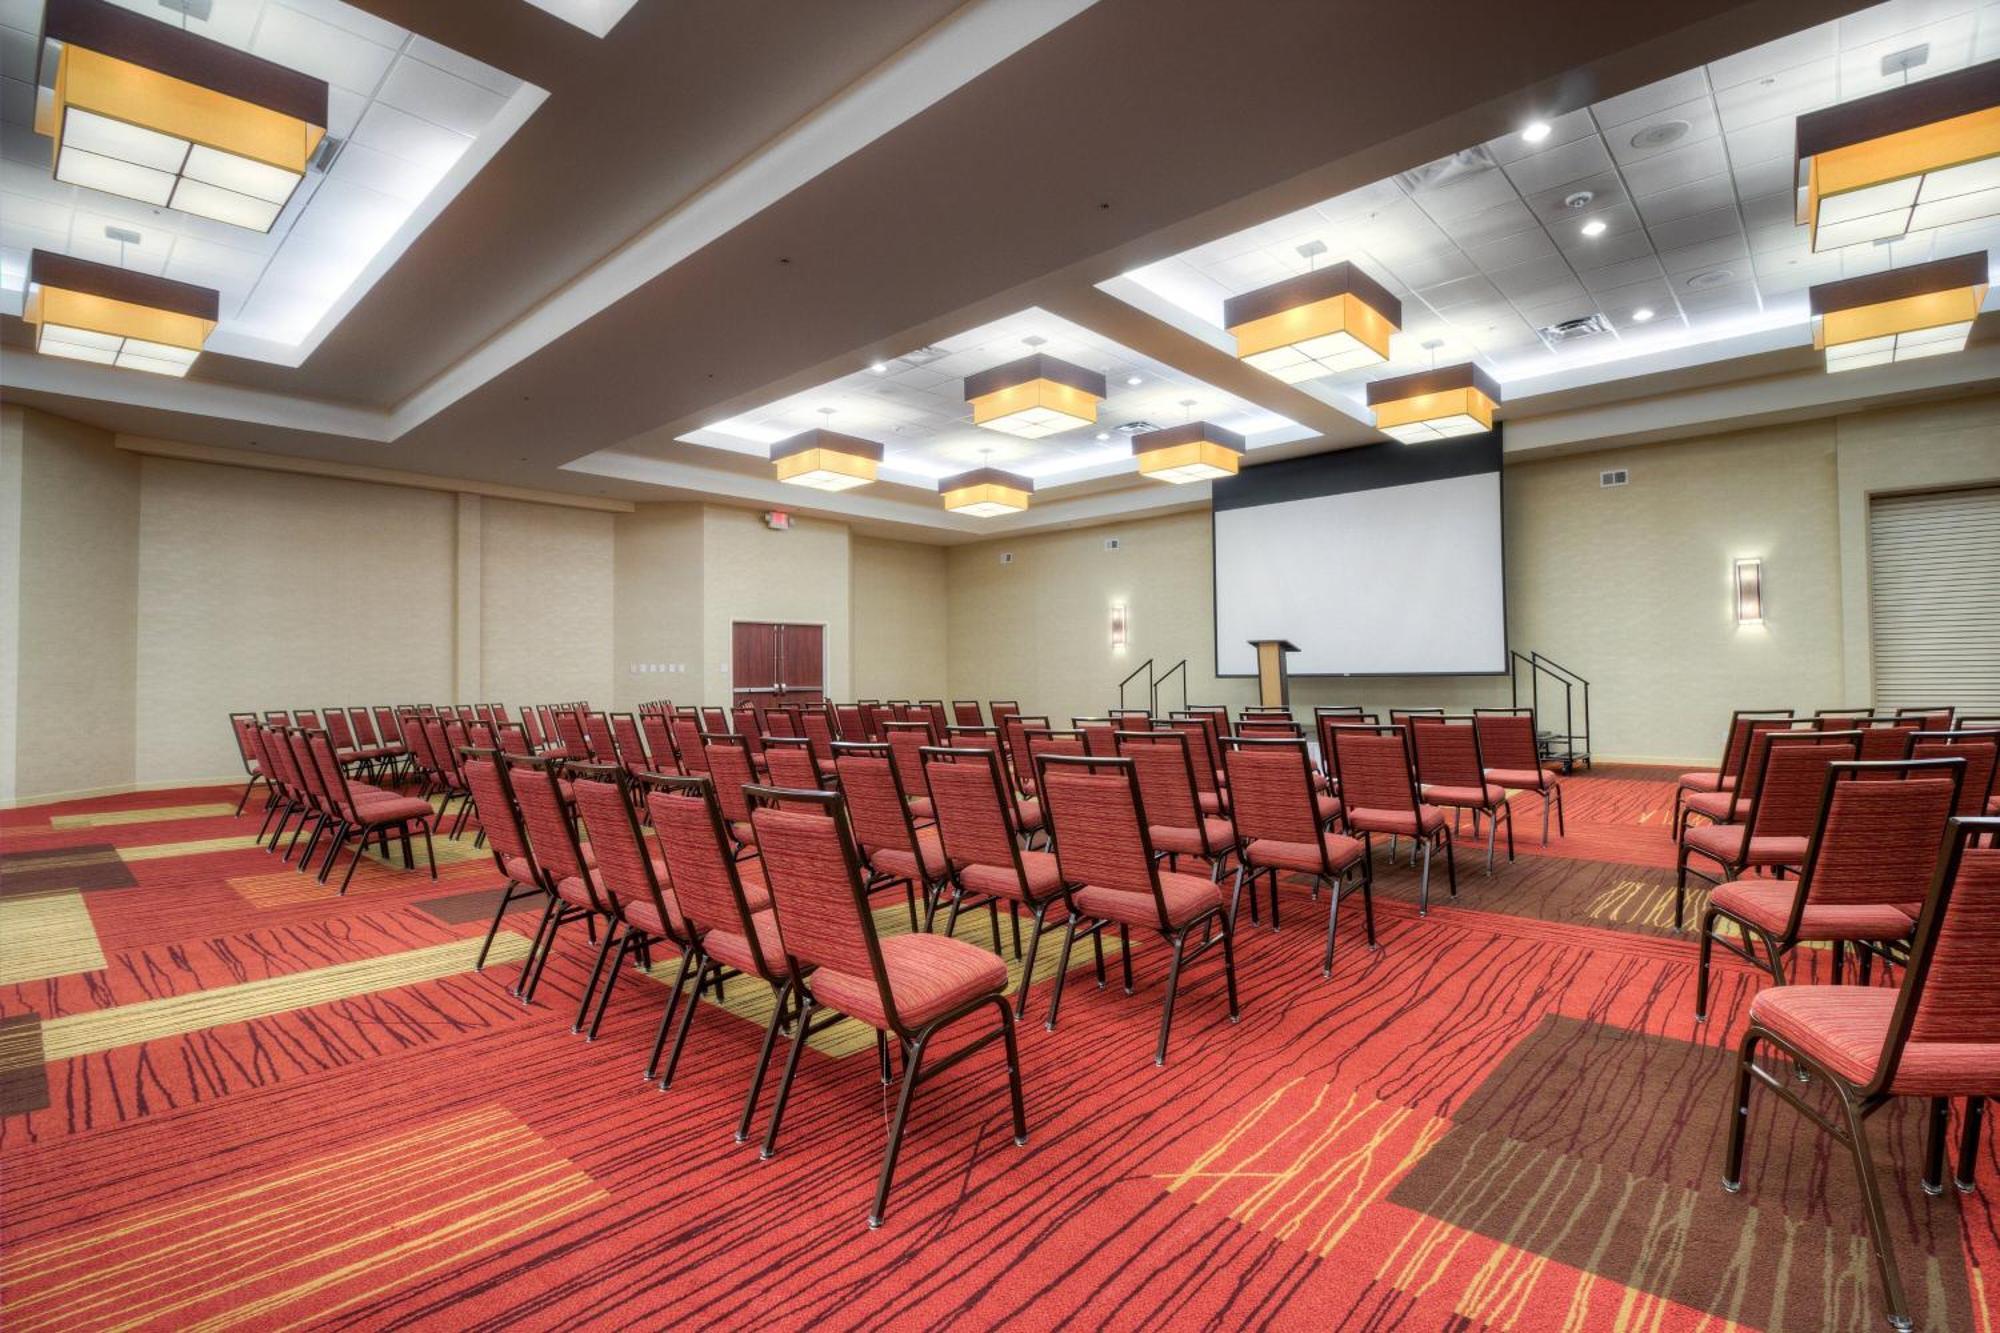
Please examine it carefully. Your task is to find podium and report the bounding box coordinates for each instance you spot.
[1250,639,1300,707]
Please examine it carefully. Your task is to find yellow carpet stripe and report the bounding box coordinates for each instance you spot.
[49,803,237,829]
[0,891,107,985]
[37,933,532,1062]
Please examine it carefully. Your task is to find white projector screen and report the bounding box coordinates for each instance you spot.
[1212,440,1506,676]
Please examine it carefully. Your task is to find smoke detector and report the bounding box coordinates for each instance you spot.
[1536,313,1612,348]
[896,345,948,367]
[1394,146,1499,193]
[1562,190,1595,211]
[1114,420,1160,434]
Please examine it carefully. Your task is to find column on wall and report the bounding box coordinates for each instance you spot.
[454,493,482,703]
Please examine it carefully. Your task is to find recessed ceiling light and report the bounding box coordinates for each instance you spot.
[868,361,887,374]
[1580,218,1608,238]
[1632,307,1655,322]
[1095,431,1111,441]
[1126,374,1144,386]
[1521,120,1552,144]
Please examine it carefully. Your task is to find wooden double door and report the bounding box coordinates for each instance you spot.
[731,621,826,707]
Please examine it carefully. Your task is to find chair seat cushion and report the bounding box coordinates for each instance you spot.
[1197,790,1227,817]
[352,796,433,825]
[1075,871,1222,929]
[810,932,1007,1031]
[870,826,949,884]
[1484,768,1557,790]
[959,849,1063,902]
[1709,879,1916,942]
[351,782,395,802]
[611,861,687,937]
[1682,790,1748,822]
[1677,770,1724,794]
[1013,797,1044,832]
[1684,824,1807,868]
[1315,793,1342,825]
[907,796,935,820]
[1988,793,2000,817]
[1346,805,1445,837]
[1148,817,1235,857]
[1244,831,1366,875]
[1751,986,2000,1097]
[1421,783,1506,807]
[703,907,790,978]
[553,874,595,910]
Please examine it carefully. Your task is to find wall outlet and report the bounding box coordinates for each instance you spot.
[1600,468,1629,488]
[1104,537,1121,551]
[998,552,1013,565]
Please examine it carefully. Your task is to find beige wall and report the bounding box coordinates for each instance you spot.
[479,496,616,708]
[701,506,850,703]
[851,536,947,699]
[613,503,705,710]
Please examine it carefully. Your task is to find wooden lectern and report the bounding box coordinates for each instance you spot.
[1250,639,1300,707]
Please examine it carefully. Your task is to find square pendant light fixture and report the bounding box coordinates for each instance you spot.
[1223,261,1401,383]
[940,467,1034,517]
[1809,250,1988,372]
[1131,421,1245,483]
[769,429,883,492]
[962,354,1107,439]
[34,0,329,233]
[1366,363,1501,443]
[23,247,217,375]
[1794,58,2000,251]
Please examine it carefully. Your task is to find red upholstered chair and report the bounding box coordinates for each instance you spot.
[460,748,551,979]
[1167,714,1229,818]
[495,722,533,757]
[228,712,265,815]
[305,730,437,893]
[607,712,651,776]
[760,735,822,790]
[1329,725,1458,914]
[1109,709,1153,730]
[423,717,475,837]
[1002,714,1049,795]
[747,787,1026,1225]
[1038,753,1238,1065]
[1814,708,1874,728]
[1912,731,1999,817]
[800,704,841,780]
[670,717,708,776]
[1680,718,1803,834]
[1073,718,1119,757]
[1721,816,2000,1331]
[1414,717,1514,873]
[698,706,730,735]
[1675,731,1862,928]
[1186,703,1231,735]
[1221,736,1372,975]
[763,705,802,739]
[887,699,914,720]
[1695,757,1963,1020]
[700,735,760,855]
[1895,706,1955,733]
[864,703,899,741]
[833,703,866,742]
[1237,716,1304,738]
[639,711,678,775]
[945,725,1043,843]
[989,700,1021,728]
[568,767,699,1048]
[505,752,614,1006]
[922,743,1070,1016]
[552,708,592,762]
[1473,709,1565,845]
[293,708,321,730]
[1023,728,1086,785]
[882,722,940,816]
[1312,708,1370,792]
[1855,717,1919,766]
[1676,709,1794,834]
[730,706,770,772]
[832,741,949,929]
[516,706,544,753]
[248,724,304,850]
[1118,729,1235,882]
[952,700,985,726]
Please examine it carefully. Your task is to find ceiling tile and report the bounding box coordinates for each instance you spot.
[351,101,473,172]
[402,35,523,97]
[1713,57,1836,132]
[1837,14,1980,99]
[1837,0,1978,51]
[1501,134,1615,195]
[1561,226,1655,271]
[0,24,35,83]
[1621,137,1731,197]
[1646,204,1742,252]
[377,56,508,137]
[1383,248,1478,289]
[1488,254,1584,303]
[1605,97,1723,166]
[1659,231,1750,275]
[1416,274,1504,309]
[1482,108,1595,165]
[1465,228,1559,271]
[1592,276,1679,321]
[1580,255,1666,293]
[1407,169,1518,223]
[1678,280,1763,321]
[1592,69,1712,128]
[0,0,42,31]
[1748,221,1808,255]
[0,73,33,127]
[274,0,407,47]
[1731,153,1794,200]
[326,139,444,204]
[1635,172,1738,225]
[1518,293,1605,330]
[1437,197,1539,248]
[1739,190,1797,231]
[0,189,66,234]
[251,3,397,95]
[1707,21,1839,88]
[1523,170,1626,225]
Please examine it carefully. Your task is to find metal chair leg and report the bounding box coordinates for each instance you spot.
[734,979,792,1140]
[1922,1096,1951,1196]
[760,992,816,1159]
[1014,905,1047,1019]
[1840,1091,1914,1330]
[1045,915,1080,1032]
[574,920,622,1033]
[869,1032,927,1227]
[1958,1097,1986,1193]
[659,957,710,1090]
[1153,932,1187,1066]
[644,945,695,1080]
[1722,1028,1758,1191]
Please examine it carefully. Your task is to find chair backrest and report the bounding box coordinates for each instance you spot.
[1389,709,1443,766]
[833,703,866,741]
[1166,716,1222,793]
[1733,719,1806,802]
[1814,709,1873,729]
[641,777,763,960]
[944,724,1003,763]
[906,705,941,738]
[552,708,590,761]
[921,745,1026,876]
[730,706,767,757]
[989,701,1021,728]
[257,725,301,795]
[294,709,321,730]
[322,708,355,750]
[702,735,758,824]
[468,720,497,750]
[571,767,684,944]
[609,712,650,772]
[761,736,821,790]
[1328,725,1420,816]
[1186,704,1231,737]
[346,707,379,746]
[748,791,888,1000]
[1912,731,2000,815]
[799,705,838,765]
[882,722,933,794]
[831,742,922,861]
[671,717,709,775]
[1074,719,1118,757]
[1745,731,1861,838]
[1243,705,1292,718]
[1002,713,1047,788]
[1471,709,1541,775]
[763,705,801,739]
[1895,706,1955,733]
[1109,709,1153,730]
[1855,718,1918,766]
[1116,729,1204,834]
[229,713,260,767]
[699,706,730,734]
[286,728,332,812]
[495,721,532,756]
[517,706,544,750]
[462,749,534,879]
[1791,760,1963,926]
[425,718,464,784]
[1720,709,1795,782]
[952,700,985,726]
[1039,755,1168,928]
[1869,819,2000,1093]
[1412,717,1486,790]
[503,754,593,894]
[305,731,363,821]
[1237,717,1303,738]
[640,712,677,773]
[1221,737,1320,849]
[863,703,898,742]
[1024,728,1085,772]
[372,706,399,744]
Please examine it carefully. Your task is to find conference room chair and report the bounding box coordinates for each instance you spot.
[515,706,545,753]
[760,735,822,790]
[670,716,709,776]
[246,725,302,851]
[569,768,697,1048]
[1186,703,1232,736]
[865,702,901,742]
[1471,709,1566,845]
[832,741,949,929]
[763,704,802,739]
[423,717,477,837]
[552,708,593,762]
[1679,716,1801,835]
[1242,705,1292,717]
[832,702,866,742]
[1038,753,1238,1066]
[639,710,678,775]
[1388,708,1444,769]
[1721,816,2000,1333]
[989,699,1021,730]
[1895,706,1956,733]
[881,722,940,815]
[701,734,761,856]
[460,748,554,978]
[1853,716,1921,767]
[283,727,351,871]
[952,700,985,726]
[1675,730,1862,929]
[505,752,616,1007]
[1220,736,1373,976]
[730,706,772,773]
[1698,757,1961,1015]
[747,786,1027,1226]
[1675,708,1795,835]
[1167,714,1229,817]
[1117,729,1235,882]
[918,699,949,725]
[641,774,787,1121]
[606,712,652,778]
[1023,728,1087,786]
[1328,724,1458,915]
[305,730,437,894]
[887,699,914,720]
[228,713,266,815]
[921,743,1070,1017]
[1312,707,1371,792]
[795,704,840,781]
[1109,709,1153,730]
[1237,716,1304,738]
[1814,708,1874,727]
[1001,714,1051,795]
[293,708,322,730]
[692,705,725,735]
[945,725,1044,843]
[1413,717,1514,873]
[1912,731,2000,818]
[1073,718,1119,757]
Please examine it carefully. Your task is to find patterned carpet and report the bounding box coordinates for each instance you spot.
[1,767,1993,1330]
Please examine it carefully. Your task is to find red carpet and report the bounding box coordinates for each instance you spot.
[1,766,1992,1330]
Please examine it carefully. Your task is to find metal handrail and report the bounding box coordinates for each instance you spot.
[1509,650,1591,772]
[1117,658,1155,711]
[1152,659,1188,716]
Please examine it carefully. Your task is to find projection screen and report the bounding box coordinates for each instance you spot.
[1211,434,1506,677]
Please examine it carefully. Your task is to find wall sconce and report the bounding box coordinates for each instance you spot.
[1110,603,1128,647]
[1734,558,1764,625]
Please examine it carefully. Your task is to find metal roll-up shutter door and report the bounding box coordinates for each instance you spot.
[1869,486,2000,714]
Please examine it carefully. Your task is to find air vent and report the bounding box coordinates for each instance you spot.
[897,346,948,367]
[1628,120,1689,151]
[1103,537,1121,551]
[1114,420,1159,435]
[309,136,344,173]
[998,552,1014,565]
[1536,313,1612,349]
[1600,468,1629,488]
[1394,145,1498,194]
[103,225,141,245]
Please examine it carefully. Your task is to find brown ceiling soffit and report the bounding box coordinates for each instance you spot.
[938,466,1035,493]
[1795,57,2000,160]
[768,428,886,462]
[1807,249,1990,314]
[1364,362,1502,405]
[961,353,1108,402]
[41,0,329,126]
[30,247,221,321]
[1131,420,1245,454]
[1220,260,1403,331]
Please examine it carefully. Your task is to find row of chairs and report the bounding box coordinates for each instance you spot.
[236,720,439,891]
